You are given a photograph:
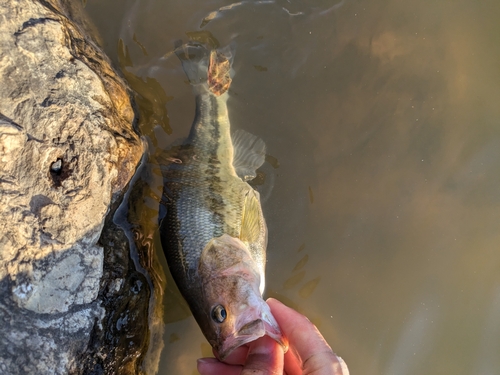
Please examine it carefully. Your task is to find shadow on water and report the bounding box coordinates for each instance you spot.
[84,0,500,373]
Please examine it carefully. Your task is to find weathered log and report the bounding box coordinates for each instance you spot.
[0,0,149,373]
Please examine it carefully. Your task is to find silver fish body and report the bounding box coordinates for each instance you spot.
[159,43,286,359]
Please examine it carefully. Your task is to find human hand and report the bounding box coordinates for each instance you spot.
[197,298,349,375]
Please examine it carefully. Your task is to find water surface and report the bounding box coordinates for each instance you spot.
[86,0,500,374]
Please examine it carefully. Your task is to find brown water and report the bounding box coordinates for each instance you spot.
[85,0,500,374]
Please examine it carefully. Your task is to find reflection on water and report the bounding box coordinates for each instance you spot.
[85,0,500,373]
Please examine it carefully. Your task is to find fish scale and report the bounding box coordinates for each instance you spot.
[159,42,286,359]
[160,89,245,301]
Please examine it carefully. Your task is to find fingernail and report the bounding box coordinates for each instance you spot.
[197,357,219,364]
[338,356,350,375]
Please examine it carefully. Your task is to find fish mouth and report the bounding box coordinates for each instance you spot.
[261,311,289,352]
[217,312,288,360]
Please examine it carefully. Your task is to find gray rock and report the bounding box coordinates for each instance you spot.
[0,0,145,373]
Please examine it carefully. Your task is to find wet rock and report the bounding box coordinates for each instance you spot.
[0,0,146,374]
[76,200,151,375]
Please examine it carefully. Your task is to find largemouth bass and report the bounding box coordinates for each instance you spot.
[159,42,287,359]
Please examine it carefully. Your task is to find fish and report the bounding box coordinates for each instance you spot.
[159,42,287,360]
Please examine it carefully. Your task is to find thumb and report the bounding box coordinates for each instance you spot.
[241,335,284,375]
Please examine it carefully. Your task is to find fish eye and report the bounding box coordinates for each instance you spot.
[211,304,227,323]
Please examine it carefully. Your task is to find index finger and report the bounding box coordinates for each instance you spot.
[267,298,349,375]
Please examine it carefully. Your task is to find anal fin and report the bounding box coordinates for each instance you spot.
[240,191,263,244]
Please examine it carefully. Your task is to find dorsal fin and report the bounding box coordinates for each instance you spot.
[232,129,266,181]
[240,191,262,243]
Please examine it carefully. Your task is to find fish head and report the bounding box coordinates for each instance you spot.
[196,234,288,360]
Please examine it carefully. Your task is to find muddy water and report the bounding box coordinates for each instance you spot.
[85,0,500,374]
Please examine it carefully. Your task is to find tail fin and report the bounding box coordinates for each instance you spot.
[174,41,235,96]
[174,41,210,84]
